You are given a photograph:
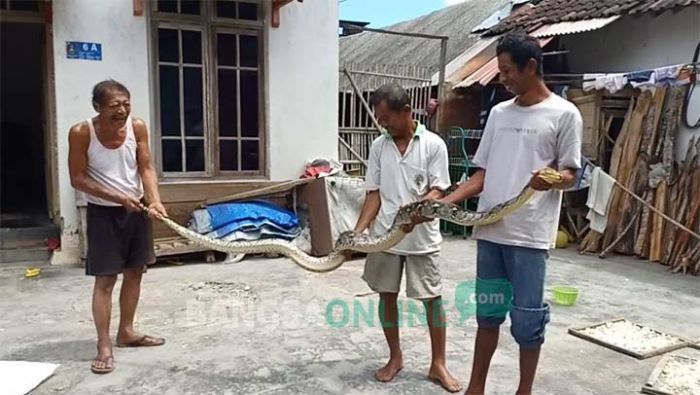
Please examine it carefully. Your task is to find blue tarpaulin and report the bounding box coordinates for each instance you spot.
[190,200,300,240]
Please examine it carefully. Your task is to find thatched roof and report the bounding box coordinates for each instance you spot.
[339,0,511,71]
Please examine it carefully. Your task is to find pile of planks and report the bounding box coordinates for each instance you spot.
[579,86,700,275]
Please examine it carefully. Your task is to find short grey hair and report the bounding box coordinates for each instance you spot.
[369,83,411,111]
[92,79,130,110]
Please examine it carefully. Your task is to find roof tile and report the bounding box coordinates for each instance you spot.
[485,0,700,35]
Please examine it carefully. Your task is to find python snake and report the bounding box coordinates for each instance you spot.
[146,168,562,273]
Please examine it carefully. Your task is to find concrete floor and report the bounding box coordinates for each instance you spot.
[1,238,699,395]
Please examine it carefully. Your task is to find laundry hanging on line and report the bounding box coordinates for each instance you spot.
[585,167,616,233]
[581,63,692,94]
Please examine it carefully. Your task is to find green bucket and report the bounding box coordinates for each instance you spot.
[550,285,579,306]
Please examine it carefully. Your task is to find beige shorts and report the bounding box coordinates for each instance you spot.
[361,251,442,300]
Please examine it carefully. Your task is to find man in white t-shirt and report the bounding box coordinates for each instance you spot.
[353,83,462,392]
[440,32,582,394]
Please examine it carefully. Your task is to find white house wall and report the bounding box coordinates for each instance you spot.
[51,0,152,263]
[561,6,700,161]
[266,0,339,180]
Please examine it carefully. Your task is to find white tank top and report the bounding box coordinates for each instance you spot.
[85,116,144,206]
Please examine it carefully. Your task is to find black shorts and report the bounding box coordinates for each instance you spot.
[85,202,156,276]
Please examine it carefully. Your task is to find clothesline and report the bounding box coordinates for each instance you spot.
[542,61,698,83]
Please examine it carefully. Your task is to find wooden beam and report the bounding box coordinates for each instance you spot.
[649,181,667,262]
[205,178,313,205]
[42,0,52,24]
[271,0,294,28]
[342,68,383,133]
[338,136,368,168]
[133,0,144,16]
[342,23,449,40]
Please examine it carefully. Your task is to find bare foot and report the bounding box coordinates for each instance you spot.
[375,355,403,382]
[428,363,462,393]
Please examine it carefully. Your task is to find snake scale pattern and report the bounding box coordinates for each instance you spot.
[148,168,562,272]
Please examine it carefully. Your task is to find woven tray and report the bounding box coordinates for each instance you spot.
[642,354,700,395]
[568,318,692,359]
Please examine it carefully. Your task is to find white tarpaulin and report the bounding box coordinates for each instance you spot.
[0,361,60,395]
[324,176,365,240]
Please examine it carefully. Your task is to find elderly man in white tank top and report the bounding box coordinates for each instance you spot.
[68,79,167,374]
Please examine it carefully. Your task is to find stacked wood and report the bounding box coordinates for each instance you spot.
[628,88,667,257]
[633,191,654,258]
[666,138,700,274]
[577,86,700,275]
[605,90,653,254]
[649,180,667,262]
[597,91,650,254]
[578,96,636,254]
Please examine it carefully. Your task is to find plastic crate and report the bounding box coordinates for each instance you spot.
[441,127,483,239]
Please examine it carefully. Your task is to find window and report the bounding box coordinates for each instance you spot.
[1,0,41,12]
[151,0,264,178]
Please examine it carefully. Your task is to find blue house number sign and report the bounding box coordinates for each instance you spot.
[66,41,102,61]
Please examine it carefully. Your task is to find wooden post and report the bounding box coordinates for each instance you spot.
[271,0,294,28]
[133,0,144,16]
[649,181,667,262]
[338,136,368,168]
[436,38,448,135]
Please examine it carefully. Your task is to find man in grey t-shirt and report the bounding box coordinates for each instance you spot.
[440,32,582,394]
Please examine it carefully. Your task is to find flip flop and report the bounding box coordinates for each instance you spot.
[116,335,165,348]
[90,355,114,374]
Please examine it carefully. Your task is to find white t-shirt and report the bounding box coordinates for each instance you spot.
[365,122,451,255]
[471,94,582,250]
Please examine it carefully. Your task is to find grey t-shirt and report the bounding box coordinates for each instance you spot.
[471,94,582,250]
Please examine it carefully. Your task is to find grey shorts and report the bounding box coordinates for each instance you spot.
[361,251,442,300]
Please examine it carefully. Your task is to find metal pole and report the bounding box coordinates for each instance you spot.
[343,68,383,133]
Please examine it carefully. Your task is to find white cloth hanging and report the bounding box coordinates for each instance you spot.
[585,167,616,233]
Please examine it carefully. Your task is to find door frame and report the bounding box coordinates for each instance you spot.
[0,1,60,223]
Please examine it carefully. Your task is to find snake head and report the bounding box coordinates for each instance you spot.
[394,205,416,226]
[537,167,563,184]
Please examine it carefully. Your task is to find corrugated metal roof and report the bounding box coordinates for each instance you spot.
[453,37,553,88]
[529,16,620,37]
[433,36,500,85]
[454,57,500,88]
